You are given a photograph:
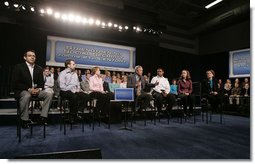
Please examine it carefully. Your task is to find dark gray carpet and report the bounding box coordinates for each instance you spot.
[0,114,250,159]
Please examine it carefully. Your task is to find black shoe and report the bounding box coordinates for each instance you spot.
[75,113,83,120]
[38,116,48,126]
[21,119,33,129]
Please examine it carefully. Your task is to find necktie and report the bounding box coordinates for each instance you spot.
[136,78,141,96]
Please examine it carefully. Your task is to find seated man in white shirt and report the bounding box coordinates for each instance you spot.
[59,59,90,123]
[151,68,176,114]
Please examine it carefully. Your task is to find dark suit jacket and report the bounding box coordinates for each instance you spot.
[12,62,44,98]
[201,78,218,97]
[127,74,146,94]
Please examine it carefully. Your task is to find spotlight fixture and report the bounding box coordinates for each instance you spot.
[61,14,67,21]
[54,12,60,19]
[88,18,94,25]
[114,24,118,28]
[95,20,101,26]
[21,5,25,10]
[30,7,35,12]
[4,1,9,7]
[13,4,19,8]
[205,0,223,9]
[108,22,112,27]
[40,9,45,14]
[82,18,88,24]
[124,26,129,30]
[46,8,53,15]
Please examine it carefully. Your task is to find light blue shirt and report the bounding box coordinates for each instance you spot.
[59,68,80,93]
[170,84,178,95]
[109,83,120,93]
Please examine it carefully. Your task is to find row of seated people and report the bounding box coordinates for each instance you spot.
[12,50,250,129]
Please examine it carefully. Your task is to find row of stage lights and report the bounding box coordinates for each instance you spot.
[3,1,163,36]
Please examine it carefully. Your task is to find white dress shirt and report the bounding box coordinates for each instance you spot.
[151,75,170,94]
[26,61,34,87]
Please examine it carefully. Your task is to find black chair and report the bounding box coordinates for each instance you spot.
[201,97,223,124]
[59,96,89,134]
[130,98,147,127]
[17,96,46,142]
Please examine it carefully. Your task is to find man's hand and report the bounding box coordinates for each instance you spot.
[161,91,167,97]
[155,81,159,86]
[30,88,40,95]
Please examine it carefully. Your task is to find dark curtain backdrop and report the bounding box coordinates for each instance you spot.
[0,23,245,98]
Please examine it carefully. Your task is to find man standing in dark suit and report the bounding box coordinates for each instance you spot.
[12,50,53,128]
[127,65,152,111]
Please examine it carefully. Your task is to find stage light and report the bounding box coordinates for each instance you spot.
[133,26,136,30]
[95,20,101,26]
[21,5,25,10]
[46,8,53,15]
[88,18,94,25]
[136,27,141,32]
[119,26,123,30]
[4,1,9,7]
[61,14,67,21]
[82,18,88,24]
[13,4,19,8]
[68,13,74,22]
[205,0,223,9]
[40,9,45,14]
[30,7,35,12]
[108,22,112,27]
[54,12,60,19]
[124,26,129,30]
[114,24,118,28]
[75,15,81,23]
[101,22,106,28]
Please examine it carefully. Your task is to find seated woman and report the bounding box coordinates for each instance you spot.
[177,70,195,116]
[89,67,111,115]
[108,75,120,93]
[201,69,221,113]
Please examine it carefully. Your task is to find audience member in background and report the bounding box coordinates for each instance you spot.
[80,73,91,94]
[147,72,152,82]
[104,70,112,83]
[49,67,55,80]
[120,75,128,88]
[170,79,178,96]
[43,67,54,94]
[223,79,232,104]
[241,77,250,97]
[201,69,221,112]
[59,59,90,123]
[229,82,241,105]
[112,71,116,76]
[12,50,53,128]
[109,75,120,93]
[89,67,111,115]
[242,77,249,88]
[217,79,224,95]
[177,70,195,116]
[151,68,175,115]
[54,67,61,81]
[116,72,122,84]
[77,69,82,82]
[85,69,91,75]
[234,78,240,86]
[127,65,152,112]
